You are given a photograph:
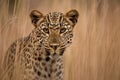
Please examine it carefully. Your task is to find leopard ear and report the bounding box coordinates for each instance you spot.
[65,9,79,26]
[30,10,43,27]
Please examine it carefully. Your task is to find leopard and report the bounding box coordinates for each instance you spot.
[1,9,79,80]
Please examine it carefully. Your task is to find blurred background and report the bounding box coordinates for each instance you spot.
[0,0,120,80]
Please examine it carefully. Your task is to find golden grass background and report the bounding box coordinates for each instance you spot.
[0,0,120,80]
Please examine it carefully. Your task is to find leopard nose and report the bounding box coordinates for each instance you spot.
[49,44,59,50]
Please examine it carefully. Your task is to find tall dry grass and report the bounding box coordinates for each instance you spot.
[0,0,120,80]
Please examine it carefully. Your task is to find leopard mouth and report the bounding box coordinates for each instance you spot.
[44,47,65,56]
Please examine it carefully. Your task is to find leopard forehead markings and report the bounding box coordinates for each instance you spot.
[46,12,63,26]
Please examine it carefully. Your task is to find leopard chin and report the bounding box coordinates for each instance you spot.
[45,47,65,56]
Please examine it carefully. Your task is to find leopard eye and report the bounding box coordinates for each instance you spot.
[60,28,66,33]
[43,28,49,34]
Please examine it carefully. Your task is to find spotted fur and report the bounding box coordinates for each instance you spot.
[1,9,79,80]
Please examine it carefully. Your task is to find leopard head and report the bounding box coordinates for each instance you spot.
[30,10,79,55]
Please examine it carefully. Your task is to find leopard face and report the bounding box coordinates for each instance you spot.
[30,10,79,55]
